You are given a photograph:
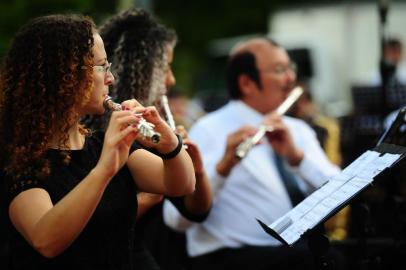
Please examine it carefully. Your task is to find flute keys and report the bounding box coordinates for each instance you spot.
[137,118,161,143]
[103,95,160,143]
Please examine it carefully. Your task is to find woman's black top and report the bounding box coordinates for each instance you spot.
[3,132,138,270]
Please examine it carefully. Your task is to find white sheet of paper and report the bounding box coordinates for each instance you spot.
[266,150,402,245]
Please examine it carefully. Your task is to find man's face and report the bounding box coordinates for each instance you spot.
[248,43,296,114]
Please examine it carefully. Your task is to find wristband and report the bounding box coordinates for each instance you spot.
[148,134,183,159]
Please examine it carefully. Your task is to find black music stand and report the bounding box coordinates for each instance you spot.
[257,108,406,270]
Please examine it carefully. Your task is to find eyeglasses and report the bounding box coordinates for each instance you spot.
[93,62,112,74]
[259,62,297,76]
[82,62,112,74]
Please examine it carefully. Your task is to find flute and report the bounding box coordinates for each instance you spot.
[160,95,189,149]
[103,96,161,144]
[160,95,176,131]
[235,86,304,159]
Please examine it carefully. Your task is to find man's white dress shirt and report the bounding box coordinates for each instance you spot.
[164,100,340,257]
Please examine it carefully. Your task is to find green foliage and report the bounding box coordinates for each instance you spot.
[153,0,376,97]
[1,0,369,98]
[0,0,117,60]
[154,0,278,97]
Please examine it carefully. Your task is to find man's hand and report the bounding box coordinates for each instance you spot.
[216,126,258,176]
[263,113,303,166]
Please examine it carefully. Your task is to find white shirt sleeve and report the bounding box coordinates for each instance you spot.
[288,118,341,188]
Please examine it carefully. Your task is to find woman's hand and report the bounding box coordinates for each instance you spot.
[96,110,140,178]
[175,125,204,175]
[121,99,178,155]
[173,125,212,215]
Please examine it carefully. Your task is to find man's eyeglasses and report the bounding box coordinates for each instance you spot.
[259,62,297,76]
[273,62,297,75]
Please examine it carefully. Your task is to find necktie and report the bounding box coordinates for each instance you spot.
[273,153,305,206]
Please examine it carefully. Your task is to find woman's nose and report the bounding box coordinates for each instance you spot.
[105,71,115,85]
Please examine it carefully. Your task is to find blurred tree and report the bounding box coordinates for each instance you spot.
[154,0,276,97]
[153,0,377,104]
[0,0,376,98]
[0,0,117,60]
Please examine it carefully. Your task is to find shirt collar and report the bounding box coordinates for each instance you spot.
[229,100,264,125]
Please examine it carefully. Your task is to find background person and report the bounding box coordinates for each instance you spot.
[165,37,344,270]
[96,8,213,270]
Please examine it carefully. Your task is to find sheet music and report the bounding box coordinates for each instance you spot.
[260,150,402,246]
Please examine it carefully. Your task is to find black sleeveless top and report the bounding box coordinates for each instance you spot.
[3,132,138,270]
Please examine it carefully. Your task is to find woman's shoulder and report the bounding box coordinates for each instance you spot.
[2,169,46,208]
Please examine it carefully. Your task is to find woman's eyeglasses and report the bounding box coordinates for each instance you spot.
[93,62,112,74]
[82,62,112,74]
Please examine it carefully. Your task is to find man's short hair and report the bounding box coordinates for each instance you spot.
[226,37,280,99]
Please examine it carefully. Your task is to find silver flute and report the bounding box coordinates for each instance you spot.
[103,96,161,144]
[160,95,189,149]
[160,95,176,131]
[235,86,304,159]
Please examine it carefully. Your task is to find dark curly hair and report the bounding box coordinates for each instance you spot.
[100,8,177,105]
[84,8,177,131]
[0,14,96,179]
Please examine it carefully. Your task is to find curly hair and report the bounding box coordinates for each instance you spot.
[100,8,177,106]
[0,14,96,179]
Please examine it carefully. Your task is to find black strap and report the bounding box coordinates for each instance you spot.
[143,134,183,160]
